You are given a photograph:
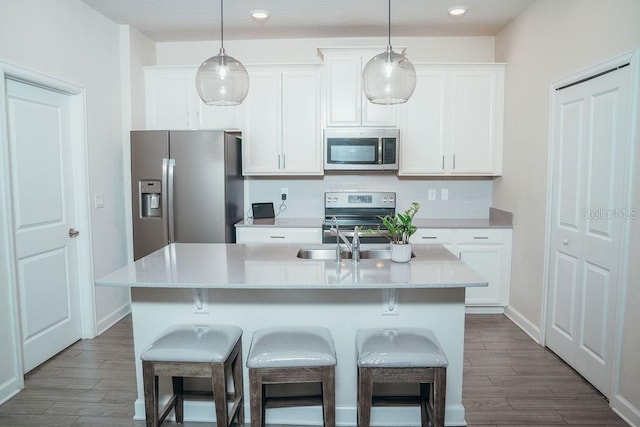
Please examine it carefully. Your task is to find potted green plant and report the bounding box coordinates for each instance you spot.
[378,202,420,262]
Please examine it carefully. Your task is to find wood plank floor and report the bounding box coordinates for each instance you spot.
[0,314,627,426]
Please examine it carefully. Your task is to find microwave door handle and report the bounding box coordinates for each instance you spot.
[378,138,383,164]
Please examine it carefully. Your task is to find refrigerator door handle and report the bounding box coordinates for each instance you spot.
[161,158,170,244]
[167,158,176,243]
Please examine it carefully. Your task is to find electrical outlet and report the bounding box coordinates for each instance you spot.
[441,189,449,201]
[428,189,437,201]
[382,289,399,315]
[193,289,209,314]
[280,187,288,200]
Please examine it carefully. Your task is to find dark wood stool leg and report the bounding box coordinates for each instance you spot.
[142,361,158,427]
[433,367,447,427]
[249,368,263,427]
[357,367,373,427]
[420,382,429,427]
[171,376,184,423]
[212,363,229,427]
[321,366,336,427]
[232,343,245,425]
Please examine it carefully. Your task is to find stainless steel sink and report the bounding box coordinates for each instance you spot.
[296,248,350,260]
[296,247,415,260]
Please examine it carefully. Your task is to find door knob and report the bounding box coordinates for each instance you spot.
[562,238,568,246]
[68,228,80,238]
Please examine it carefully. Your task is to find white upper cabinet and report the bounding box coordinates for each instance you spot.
[241,65,323,176]
[398,64,505,176]
[144,66,240,130]
[321,49,398,127]
[398,69,447,174]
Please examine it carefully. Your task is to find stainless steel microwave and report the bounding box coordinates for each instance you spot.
[324,128,399,171]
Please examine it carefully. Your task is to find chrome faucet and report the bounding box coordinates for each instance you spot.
[330,217,360,262]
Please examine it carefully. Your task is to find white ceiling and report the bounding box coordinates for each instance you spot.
[80,0,536,42]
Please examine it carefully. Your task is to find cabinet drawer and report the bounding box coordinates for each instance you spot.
[411,229,453,244]
[236,227,322,244]
[455,229,504,244]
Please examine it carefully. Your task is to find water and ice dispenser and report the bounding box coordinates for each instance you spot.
[139,180,162,218]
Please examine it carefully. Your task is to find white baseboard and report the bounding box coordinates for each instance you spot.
[611,393,640,427]
[504,305,541,344]
[96,302,131,335]
[465,305,505,314]
[134,399,467,426]
[0,377,21,406]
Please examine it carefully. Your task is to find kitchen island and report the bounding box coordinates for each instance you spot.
[96,243,486,426]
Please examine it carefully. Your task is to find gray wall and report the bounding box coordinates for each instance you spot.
[494,0,640,418]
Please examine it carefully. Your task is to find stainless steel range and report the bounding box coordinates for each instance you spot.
[322,191,396,244]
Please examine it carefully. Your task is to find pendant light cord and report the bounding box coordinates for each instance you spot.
[220,0,224,50]
[387,0,391,46]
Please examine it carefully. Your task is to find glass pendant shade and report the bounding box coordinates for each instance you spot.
[363,0,417,105]
[196,48,250,106]
[363,46,417,105]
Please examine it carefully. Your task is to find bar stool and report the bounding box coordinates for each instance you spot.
[356,328,448,427]
[140,324,244,427]
[247,326,337,427]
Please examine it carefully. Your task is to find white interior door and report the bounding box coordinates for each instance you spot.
[546,65,631,397]
[6,78,82,372]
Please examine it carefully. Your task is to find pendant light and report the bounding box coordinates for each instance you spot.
[196,0,250,106]
[362,0,416,105]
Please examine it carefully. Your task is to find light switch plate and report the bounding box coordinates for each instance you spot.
[428,189,436,201]
[94,193,104,209]
[441,189,449,201]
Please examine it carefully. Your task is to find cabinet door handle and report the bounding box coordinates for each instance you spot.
[421,236,437,239]
[283,154,286,169]
[277,154,281,169]
[442,155,445,170]
[473,236,489,240]
[453,154,456,170]
[270,235,286,239]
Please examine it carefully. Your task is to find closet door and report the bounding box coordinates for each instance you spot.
[545,64,631,397]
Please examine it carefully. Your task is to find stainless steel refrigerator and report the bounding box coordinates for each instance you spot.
[131,130,243,260]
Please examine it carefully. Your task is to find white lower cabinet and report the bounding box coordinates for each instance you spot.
[236,227,322,244]
[412,228,512,309]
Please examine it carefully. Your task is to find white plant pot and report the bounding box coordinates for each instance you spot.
[390,243,412,263]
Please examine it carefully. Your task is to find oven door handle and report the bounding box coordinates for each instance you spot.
[323,229,389,239]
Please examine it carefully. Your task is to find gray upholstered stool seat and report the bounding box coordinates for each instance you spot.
[141,324,244,427]
[247,326,337,427]
[356,328,448,427]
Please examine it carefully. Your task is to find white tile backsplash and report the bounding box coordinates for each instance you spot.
[245,174,493,219]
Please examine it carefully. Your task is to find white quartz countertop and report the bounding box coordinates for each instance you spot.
[235,218,322,228]
[411,218,512,229]
[95,243,487,290]
[234,208,513,229]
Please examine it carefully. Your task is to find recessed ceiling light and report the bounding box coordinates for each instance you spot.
[448,6,467,16]
[251,9,270,21]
